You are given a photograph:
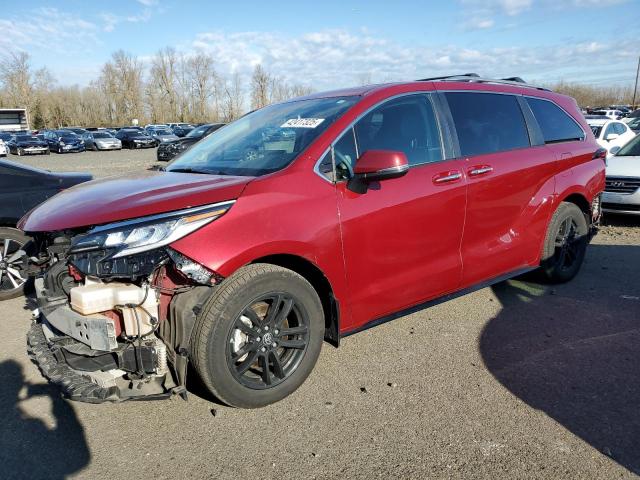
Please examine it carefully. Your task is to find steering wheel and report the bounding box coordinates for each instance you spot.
[334,150,354,180]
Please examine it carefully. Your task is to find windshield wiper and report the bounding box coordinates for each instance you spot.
[167,167,218,175]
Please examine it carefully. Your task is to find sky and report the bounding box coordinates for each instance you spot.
[1,0,638,91]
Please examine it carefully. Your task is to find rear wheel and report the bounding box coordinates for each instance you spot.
[540,202,589,283]
[0,228,31,301]
[192,264,324,408]
[17,148,23,156]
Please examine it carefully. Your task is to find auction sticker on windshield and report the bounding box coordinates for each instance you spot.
[281,118,325,128]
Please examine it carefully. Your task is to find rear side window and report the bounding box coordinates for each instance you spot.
[445,92,530,157]
[526,97,585,144]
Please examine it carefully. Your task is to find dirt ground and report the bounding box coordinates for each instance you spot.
[1,148,639,479]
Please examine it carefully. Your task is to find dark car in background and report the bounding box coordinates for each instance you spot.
[0,159,92,300]
[0,132,13,143]
[157,122,225,161]
[169,123,195,137]
[63,127,89,138]
[42,130,85,153]
[115,128,156,149]
[7,134,50,156]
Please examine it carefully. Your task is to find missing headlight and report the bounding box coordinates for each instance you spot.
[166,248,216,285]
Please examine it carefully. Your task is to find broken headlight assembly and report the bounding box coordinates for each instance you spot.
[67,201,234,279]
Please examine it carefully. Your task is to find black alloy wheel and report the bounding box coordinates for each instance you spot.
[540,202,589,283]
[192,263,324,408]
[226,293,310,390]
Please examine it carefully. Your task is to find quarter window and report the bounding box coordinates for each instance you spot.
[445,92,530,157]
[333,129,358,181]
[354,94,443,166]
[526,97,585,144]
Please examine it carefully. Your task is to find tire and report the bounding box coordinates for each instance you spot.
[192,263,324,408]
[17,148,23,156]
[44,149,50,155]
[0,227,32,301]
[539,202,589,283]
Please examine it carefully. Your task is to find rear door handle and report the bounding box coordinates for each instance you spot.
[468,165,493,177]
[433,170,462,184]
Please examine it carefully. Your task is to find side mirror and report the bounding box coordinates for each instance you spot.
[347,150,409,193]
[605,133,619,141]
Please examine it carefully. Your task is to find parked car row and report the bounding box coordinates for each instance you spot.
[0,122,226,160]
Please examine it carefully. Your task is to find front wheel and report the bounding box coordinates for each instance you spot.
[539,202,589,283]
[0,228,31,301]
[16,148,23,156]
[192,264,324,408]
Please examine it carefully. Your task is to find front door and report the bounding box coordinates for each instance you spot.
[335,93,467,331]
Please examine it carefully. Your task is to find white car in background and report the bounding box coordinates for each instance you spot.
[602,134,640,216]
[585,117,636,155]
[591,109,624,120]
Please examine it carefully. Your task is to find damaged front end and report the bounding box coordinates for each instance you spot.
[26,202,232,402]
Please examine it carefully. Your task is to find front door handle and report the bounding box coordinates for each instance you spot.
[433,170,462,184]
[468,165,493,177]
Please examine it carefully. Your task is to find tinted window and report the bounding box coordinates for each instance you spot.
[446,92,530,156]
[526,97,585,144]
[355,94,443,166]
[613,123,626,135]
[604,123,617,138]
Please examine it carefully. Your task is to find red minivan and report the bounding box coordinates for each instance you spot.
[20,75,605,407]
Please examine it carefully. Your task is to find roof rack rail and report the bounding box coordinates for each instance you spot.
[415,73,551,92]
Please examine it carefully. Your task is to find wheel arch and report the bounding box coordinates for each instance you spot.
[250,254,340,347]
[560,192,591,221]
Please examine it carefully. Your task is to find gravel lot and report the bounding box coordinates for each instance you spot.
[2,149,640,479]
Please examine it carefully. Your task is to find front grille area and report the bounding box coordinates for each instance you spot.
[602,203,640,212]
[605,177,640,194]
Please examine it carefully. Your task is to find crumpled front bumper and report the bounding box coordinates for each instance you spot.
[27,321,120,403]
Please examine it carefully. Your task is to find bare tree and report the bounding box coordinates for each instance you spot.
[250,64,272,109]
[185,53,217,122]
[221,72,244,122]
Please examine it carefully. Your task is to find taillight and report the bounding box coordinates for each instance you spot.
[592,148,607,164]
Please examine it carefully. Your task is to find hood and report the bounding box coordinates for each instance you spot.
[95,137,120,143]
[19,170,254,232]
[606,155,640,177]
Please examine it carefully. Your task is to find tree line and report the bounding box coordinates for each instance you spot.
[0,50,313,129]
[0,49,636,130]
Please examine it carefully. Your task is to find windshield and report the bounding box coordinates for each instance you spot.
[167,96,358,176]
[57,130,78,138]
[186,125,210,138]
[93,132,112,138]
[154,129,173,135]
[17,135,40,141]
[615,134,640,156]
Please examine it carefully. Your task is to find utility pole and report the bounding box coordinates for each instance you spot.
[633,56,640,109]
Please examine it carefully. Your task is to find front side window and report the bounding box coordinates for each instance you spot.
[445,92,530,156]
[604,123,617,139]
[355,94,443,166]
[167,96,358,177]
[526,97,585,144]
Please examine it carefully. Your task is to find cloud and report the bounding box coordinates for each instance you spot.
[0,7,100,52]
[458,0,631,30]
[136,0,158,5]
[99,9,152,32]
[190,29,638,90]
